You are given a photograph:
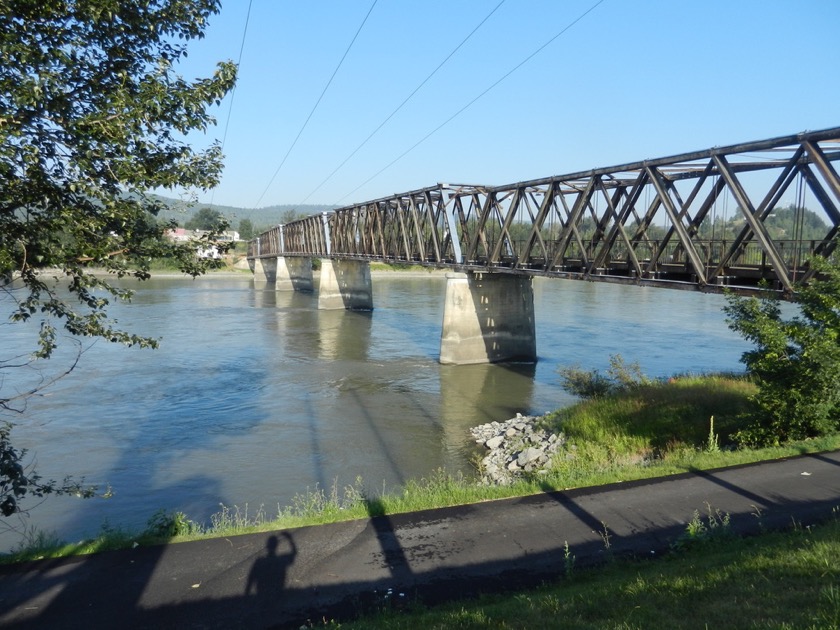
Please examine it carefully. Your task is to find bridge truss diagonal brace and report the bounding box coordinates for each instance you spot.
[442,188,464,264]
[713,154,793,293]
[645,166,708,285]
[439,272,536,365]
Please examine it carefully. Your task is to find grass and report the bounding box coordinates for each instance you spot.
[331,512,840,629]
[3,374,840,565]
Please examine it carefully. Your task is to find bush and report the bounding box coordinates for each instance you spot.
[724,256,840,445]
[558,354,650,399]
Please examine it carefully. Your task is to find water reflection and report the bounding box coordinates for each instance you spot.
[316,310,371,361]
[439,363,537,457]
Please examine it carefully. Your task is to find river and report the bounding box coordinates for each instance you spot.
[1,272,749,549]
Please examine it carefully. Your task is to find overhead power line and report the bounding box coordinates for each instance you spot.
[254,0,379,208]
[211,0,253,208]
[334,0,607,206]
[297,0,507,206]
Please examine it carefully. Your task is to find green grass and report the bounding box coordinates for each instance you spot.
[333,512,840,629]
[3,374,840,565]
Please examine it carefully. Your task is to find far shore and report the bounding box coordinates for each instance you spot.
[148,266,451,280]
[77,264,451,280]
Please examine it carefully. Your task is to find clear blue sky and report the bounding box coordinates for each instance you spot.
[176,0,840,210]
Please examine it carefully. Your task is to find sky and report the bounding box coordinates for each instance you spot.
[173,0,840,211]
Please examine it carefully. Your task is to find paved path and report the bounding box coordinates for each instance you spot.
[1,451,839,629]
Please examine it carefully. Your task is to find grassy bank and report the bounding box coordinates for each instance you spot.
[3,374,840,563]
[335,511,840,629]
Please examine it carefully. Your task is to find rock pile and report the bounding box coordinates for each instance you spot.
[470,413,565,485]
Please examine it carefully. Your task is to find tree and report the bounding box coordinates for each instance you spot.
[724,256,840,446]
[185,207,225,231]
[0,0,236,519]
[276,209,296,225]
[238,218,254,241]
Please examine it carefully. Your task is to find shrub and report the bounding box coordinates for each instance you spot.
[558,354,649,399]
[724,256,840,445]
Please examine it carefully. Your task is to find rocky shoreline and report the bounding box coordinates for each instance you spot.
[469,413,566,485]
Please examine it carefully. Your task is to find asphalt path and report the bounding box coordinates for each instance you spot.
[1,450,839,629]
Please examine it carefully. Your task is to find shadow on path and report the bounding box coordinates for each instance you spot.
[245,532,297,599]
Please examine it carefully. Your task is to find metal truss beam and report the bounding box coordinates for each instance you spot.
[249,127,840,297]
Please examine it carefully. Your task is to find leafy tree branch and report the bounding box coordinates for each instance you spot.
[0,0,236,520]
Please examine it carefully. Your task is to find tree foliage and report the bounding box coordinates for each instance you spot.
[724,256,840,445]
[0,0,236,519]
[237,218,254,241]
[185,206,224,231]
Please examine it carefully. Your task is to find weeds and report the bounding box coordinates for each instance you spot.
[673,504,731,550]
[144,509,199,539]
[706,415,720,454]
[598,521,613,556]
[564,540,575,577]
[208,504,269,536]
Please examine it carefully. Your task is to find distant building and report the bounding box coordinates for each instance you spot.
[164,228,240,259]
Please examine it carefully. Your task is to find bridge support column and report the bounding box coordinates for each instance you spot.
[439,272,536,365]
[252,257,271,283]
[317,259,373,310]
[276,257,314,292]
[259,257,278,283]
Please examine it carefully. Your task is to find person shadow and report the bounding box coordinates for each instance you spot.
[245,532,297,600]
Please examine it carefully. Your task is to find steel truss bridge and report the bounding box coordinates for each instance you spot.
[248,127,840,296]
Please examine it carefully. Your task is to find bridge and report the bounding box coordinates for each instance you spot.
[247,127,840,365]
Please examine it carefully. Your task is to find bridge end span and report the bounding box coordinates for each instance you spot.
[440,272,537,365]
[317,259,373,311]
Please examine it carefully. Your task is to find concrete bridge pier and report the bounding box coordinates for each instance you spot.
[276,257,314,292]
[439,272,537,365]
[251,257,273,283]
[258,257,278,283]
[317,259,373,310]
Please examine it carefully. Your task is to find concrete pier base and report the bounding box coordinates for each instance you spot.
[317,259,373,310]
[439,272,536,365]
[252,257,270,283]
[276,257,314,292]
[259,257,278,283]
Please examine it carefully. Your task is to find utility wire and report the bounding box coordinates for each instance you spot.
[334,0,607,206]
[254,0,378,208]
[210,0,253,208]
[296,0,506,206]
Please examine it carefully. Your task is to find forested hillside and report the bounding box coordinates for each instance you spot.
[150,194,338,235]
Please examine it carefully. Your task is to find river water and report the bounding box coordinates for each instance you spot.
[1,273,749,549]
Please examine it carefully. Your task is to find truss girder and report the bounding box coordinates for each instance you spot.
[249,128,840,296]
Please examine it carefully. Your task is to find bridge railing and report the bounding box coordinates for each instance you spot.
[249,127,840,294]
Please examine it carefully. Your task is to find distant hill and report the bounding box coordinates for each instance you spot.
[149,194,338,232]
